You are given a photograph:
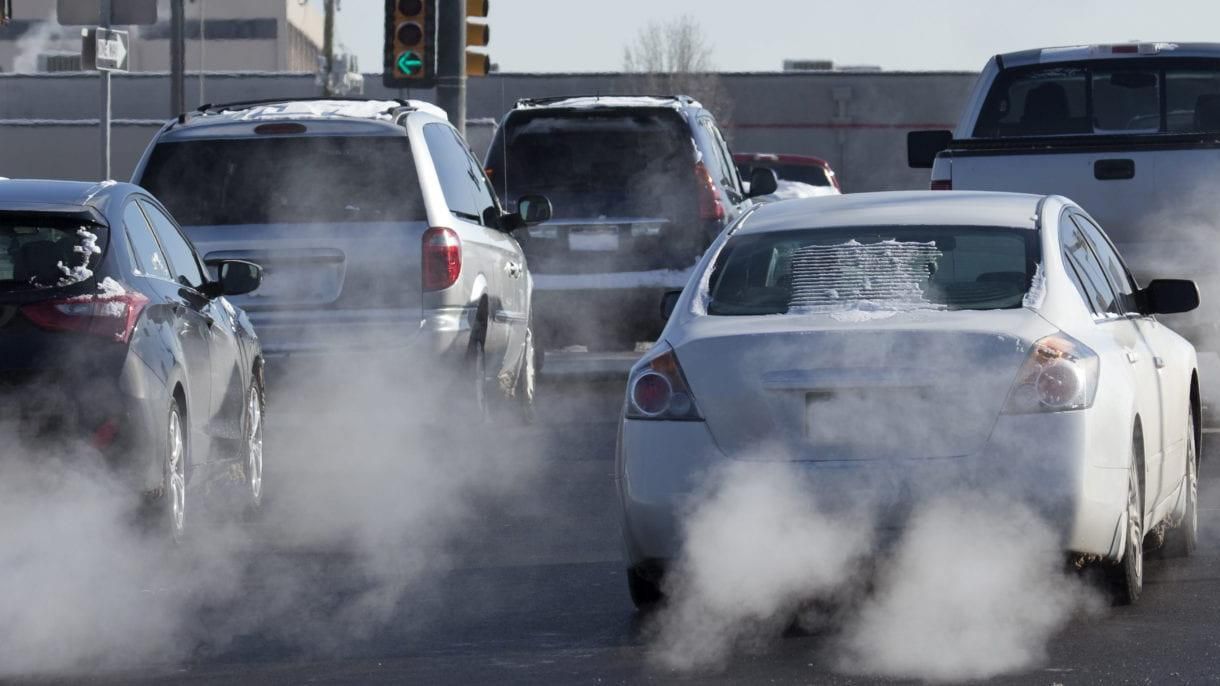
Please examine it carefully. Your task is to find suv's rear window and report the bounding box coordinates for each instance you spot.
[974,59,1220,137]
[139,136,426,226]
[706,226,1039,316]
[485,110,695,219]
[0,219,106,292]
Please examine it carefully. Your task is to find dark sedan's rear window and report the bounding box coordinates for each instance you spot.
[0,219,106,292]
[139,136,426,226]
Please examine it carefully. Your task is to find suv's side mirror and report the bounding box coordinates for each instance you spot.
[502,194,553,231]
[748,168,779,198]
[660,290,682,322]
[212,259,263,297]
[1140,279,1199,315]
[908,130,953,168]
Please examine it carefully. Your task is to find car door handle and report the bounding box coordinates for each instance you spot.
[1095,158,1135,181]
[1127,351,1140,364]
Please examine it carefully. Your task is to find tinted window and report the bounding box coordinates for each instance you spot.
[0,218,106,291]
[704,119,741,195]
[140,201,205,289]
[706,226,1039,316]
[975,66,1089,137]
[140,136,425,226]
[1166,67,1220,131]
[123,202,172,279]
[1061,221,1120,317]
[1071,215,1139,313]
[425,123,486,223]
[1092,68,1160,132]
[485,110,696,220]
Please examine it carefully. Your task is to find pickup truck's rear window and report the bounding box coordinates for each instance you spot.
[139,136,426,226]
[974,60,1220,137]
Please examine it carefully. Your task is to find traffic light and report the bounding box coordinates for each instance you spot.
[466,0,490,77]
[384,0,437,89]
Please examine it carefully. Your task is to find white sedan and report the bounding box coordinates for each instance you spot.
[616,191,1201,608]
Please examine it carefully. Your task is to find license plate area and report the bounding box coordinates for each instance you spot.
[568,226,620,252]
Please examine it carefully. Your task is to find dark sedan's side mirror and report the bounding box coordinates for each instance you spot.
[1141,279,1199,315]
[660,290,683,322]
[503,194,553,231]
[214,260,263,297]
[748,168,779,198]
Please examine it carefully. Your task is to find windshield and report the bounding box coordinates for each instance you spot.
[139,136,426,226]
[738,162,831,187]
[974,59,1220,137]
[485,110,696,219]
[706,226,1040,316]
[0,219,106,292]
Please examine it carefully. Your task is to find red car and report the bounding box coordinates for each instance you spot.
[733,153,842,197]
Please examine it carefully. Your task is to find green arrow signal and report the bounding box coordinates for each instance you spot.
[397,51,424,76]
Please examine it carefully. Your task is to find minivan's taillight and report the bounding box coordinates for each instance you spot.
[1003,333,1099,414]
[694,161,726,221]
[930,179,953,191]
[422,227,462,291]
[626,342,702,421]
[21,292,150,344]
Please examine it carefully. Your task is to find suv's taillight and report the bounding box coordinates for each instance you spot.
[1003,333,1099,414]
[626,343,702,421]
[21,291,150,344]
[694,161,726,221]
[422,227,462,291]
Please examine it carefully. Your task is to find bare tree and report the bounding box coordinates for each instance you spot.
[621,15,734,130]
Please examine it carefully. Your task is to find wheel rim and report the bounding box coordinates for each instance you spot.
[246,386,263,502]
[522,328,537,406]
[1127,468,1143,585]
[168,407,186,536]
[1186,419,1198,535]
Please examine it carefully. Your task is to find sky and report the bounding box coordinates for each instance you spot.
[321,0,1220,74]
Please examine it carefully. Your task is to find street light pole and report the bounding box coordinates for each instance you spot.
[322,0,336,96]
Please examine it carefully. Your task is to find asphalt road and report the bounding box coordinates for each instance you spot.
[22,376,1220,685]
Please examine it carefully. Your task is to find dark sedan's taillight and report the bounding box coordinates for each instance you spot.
[21,292,150,344]
[422,227,462,291]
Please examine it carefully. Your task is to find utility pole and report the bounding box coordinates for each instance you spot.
[322,0,336,96]
[100,0,112,180]
[170,0,185,115]
[435,0,466,135]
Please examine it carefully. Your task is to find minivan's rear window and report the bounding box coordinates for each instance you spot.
[140,136,426,226]
[0,219,106,292]
[974,59,1220,137]
[706,226,1040,316]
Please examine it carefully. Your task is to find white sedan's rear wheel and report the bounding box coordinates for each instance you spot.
[1107,462,1144,605]
[1161,413,1198,558]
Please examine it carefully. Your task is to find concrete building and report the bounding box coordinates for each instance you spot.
[0,0,323,73]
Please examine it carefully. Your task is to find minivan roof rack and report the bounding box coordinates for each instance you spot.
[194,96,413,115]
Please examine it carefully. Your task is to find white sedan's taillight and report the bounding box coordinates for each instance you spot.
[626,343,703,421]
[1003,333,1099,414]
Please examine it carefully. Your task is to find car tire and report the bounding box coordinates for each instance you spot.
[1161,413,1198,559]
[241,380,265,516]
[1106,460,1144,605]
[163,400,187,543]
[469,336,489,422]
[627,566,663,611]
[516,325,537,424]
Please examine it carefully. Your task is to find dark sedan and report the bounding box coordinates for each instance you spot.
[0,180,265,540]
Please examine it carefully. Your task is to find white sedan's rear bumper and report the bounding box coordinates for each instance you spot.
[617,410,1130,569]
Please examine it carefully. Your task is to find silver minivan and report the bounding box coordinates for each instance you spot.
[131,99,549,418]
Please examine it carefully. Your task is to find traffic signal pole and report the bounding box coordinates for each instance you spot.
[170,0,185,115]
[435,0,466,135]
[100,0,111,179]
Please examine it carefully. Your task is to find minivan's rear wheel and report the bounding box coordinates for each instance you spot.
[517,326,537,424]
[166,401,187,543]
[470,337,489,421]
[1107,462,1144,605]
[1161,413,1198,558]
[242,381,265,513]
[627,566,664,611]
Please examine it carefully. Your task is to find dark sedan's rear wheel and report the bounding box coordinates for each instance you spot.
[1161,413,1198,558]
[1106,461,1144,605]
[165,400,187,543]
[242,381,265,513]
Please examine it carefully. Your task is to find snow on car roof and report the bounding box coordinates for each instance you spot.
[193,99,447,124]
[515,95,702,110]
[736,191,1044,235]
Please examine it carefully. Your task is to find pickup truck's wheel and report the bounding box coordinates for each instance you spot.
[1161,413,1198,558]
[1107,461,1144,605]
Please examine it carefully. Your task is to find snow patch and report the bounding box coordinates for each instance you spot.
[55,227,100,286]
[1022,263,1046,309]
[788,239,942,314]
[231,100,402,122]
[767,180,838,201]
[518,95,694,110]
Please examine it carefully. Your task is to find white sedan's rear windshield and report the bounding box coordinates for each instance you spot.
[706,226,1040,316]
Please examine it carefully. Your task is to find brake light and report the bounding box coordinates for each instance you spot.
[1111,44,1139,54]
[91,418,120,450]
[930,179,953,191]
[21,292,149,344]
[1003,333,1099,414]
[694,162,725,221]
[626,343,702,420]
[422,227,462,291]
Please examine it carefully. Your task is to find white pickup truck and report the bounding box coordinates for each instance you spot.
[910,42,1220,356]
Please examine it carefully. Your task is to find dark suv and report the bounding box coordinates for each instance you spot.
[485,95,773,351]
